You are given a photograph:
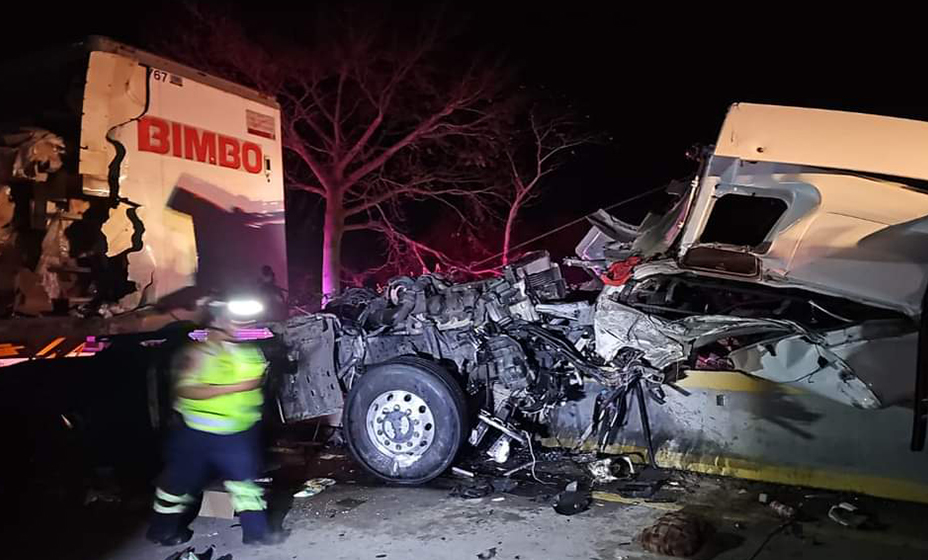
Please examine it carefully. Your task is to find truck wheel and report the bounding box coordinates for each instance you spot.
[343,357,468,485]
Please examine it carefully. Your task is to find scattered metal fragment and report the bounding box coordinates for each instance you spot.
[452,466,476,478]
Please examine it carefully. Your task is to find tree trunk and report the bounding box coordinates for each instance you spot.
[321,190,345,301]
[502,199,520,266]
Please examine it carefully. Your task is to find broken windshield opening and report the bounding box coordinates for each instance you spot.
[700,194,787,248]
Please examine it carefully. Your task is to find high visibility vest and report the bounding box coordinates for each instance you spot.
[176,342,267,434]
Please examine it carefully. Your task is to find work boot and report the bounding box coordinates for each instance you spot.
[243,529,290,546]
[146,527,193,547]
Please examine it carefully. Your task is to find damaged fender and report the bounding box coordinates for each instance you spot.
[729,334,882,409]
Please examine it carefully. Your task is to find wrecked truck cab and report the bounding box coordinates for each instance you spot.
[597,103,928,413]
[278,103,928,486]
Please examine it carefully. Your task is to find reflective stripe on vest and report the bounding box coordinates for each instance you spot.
[181,411,239,432]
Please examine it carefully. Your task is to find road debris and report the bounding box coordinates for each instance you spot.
[553,481,591,515]
[588,458,620,483]
[451,476,518,499]
[164,545,231,560]
[452,467,476,478]
[639,511,713,557]
[476,547,498,559]
[293,478,336,498]
[828,502,870,528]
[768,500,797,519]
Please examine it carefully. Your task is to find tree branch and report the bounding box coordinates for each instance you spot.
[344,104,455,186]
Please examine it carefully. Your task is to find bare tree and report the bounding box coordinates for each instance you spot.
[500,111,595,265]
[159,4,510,299]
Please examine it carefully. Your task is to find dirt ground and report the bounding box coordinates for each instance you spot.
[7,445,928,560]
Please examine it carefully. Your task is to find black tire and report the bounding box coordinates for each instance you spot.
[343,357,468,484]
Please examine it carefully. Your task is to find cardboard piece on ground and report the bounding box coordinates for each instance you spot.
[198,490,235,519]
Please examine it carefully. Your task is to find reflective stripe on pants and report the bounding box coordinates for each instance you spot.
[224,480,267,512]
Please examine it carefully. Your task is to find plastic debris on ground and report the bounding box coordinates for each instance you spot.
[639,511,713,557]
[768,500,797,519]
[164,545,231,560]
[553,480,592,516]
[293,478,336,498]
[828,502,870,528]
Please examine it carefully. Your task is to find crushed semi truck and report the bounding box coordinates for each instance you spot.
[3,38,928,502]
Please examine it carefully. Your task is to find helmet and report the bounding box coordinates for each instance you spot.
[200,293,267,329]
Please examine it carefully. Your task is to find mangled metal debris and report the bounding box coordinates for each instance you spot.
[278,103,928,486]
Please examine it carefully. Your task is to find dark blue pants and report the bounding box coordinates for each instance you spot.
[147,422,269,543]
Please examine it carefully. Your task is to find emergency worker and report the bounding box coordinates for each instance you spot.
[146,295,286,546]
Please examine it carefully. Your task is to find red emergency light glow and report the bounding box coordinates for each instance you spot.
[137,115,264,174]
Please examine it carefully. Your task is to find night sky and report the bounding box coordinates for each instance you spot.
[2,3,923,292]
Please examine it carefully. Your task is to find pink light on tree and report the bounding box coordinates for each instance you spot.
[160,4,512,299]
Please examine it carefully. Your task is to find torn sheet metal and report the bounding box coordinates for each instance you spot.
[594,284,800,370]
[729,334,882,409]
[575,209,640,262]
[536,302,594,325]
[594,285,685,368]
